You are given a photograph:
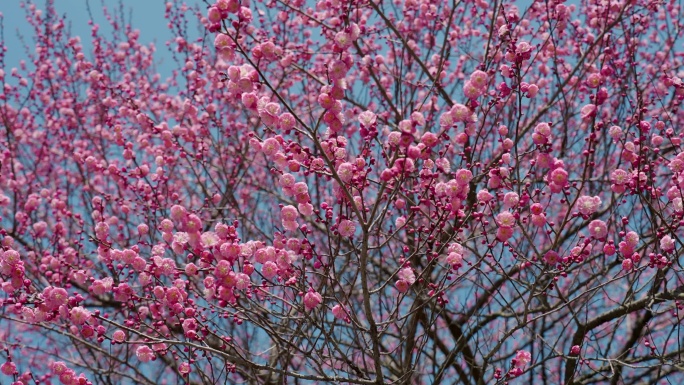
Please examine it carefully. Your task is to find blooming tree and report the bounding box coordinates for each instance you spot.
[1,0,684,384]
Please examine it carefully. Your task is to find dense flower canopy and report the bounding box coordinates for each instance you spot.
[1,0,684,384]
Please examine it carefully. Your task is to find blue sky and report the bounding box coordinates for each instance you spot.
[2,0,202,78]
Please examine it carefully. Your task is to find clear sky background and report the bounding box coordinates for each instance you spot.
[2,0,202,78]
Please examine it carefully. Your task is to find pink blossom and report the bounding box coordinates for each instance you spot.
[262,138,280,157]
[44,286,69,311]
[395,279,410,293]
[476,189,493,203]
[588,220,608,239]
[179,362,191,375]
[94,221,109,240]
[610,169,629,185]
[303,290,322,311]
[52,362,68,375]
[496,226,514,241]
[1,362,17,376]
[262,261,278,279]
[136,346,156,362]
[463,81,484,99]
[577,195,601,216]
[334,31,353,48]
[90,278,113,296]
[449,103,472,122]
[496,211,516,228]
[609,125,622,140]
[625,231,639,248]
[586,73,602,88]
[69,306,92,325]
[439,112,455,128]
[278,112,295,130]
[332,304,348,320]
[358,110,377,126]
[398,267,416,284]
[59,370,76,384]
[503,192,519,208]
[410,111,425,126]
[660,235,675,252]
[534,122,551,137]
[234,273,251,290]
[455,169,473,185]
[515,350,531,367]
[201,232,220,247]
[337,162,354,183]
[279,173,295,188]
[2,250,20,266]
[580,104,597,120]
[112,330,126,343]
[445,252,463,267]
[282,220,299,232]
[214,34,231,50]
[207,6,221,23]
[420,132,438,148]
[549,168,568,185]
[217,0,240,13]
[338,220,356,237]
[281,205,298,222]
[137,223,149,236]
[469,70,489,89]
[531,214,546,227]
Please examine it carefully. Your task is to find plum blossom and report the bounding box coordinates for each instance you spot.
[549,168,568,185]
[337,162,354,183]
[332,305,345,319]
[588,220,608,239]
[609,125,622,141]
[261,138,280,157]
[201,232,220,247]
[580,104,597,120]
[136,346,156,362]
[439,112,454,128]
[469,70,488,89]
[44,286,69,311]
[69,306,92,325]
[398,267,416,284]
[281,205,298,222]
[262,261,278,279]
[179,362,191,375]
[394,267,417,293]
[1,362,17,376]
[515,350,531,367]
[503,192,519,208]
[661,235,675,252]
[445,252,463,267]
[577,195,601,216]
[338,220,356,237]
[455,169,473,185]
[396,279,410,293]
[496,211,516,228]
[303,289,323,311]
[477,189,493,203]
[358,110,377,126]
[112,330,126,343]
[625,231,639,248]
[463,81,484,99]
[234,273,251,290]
